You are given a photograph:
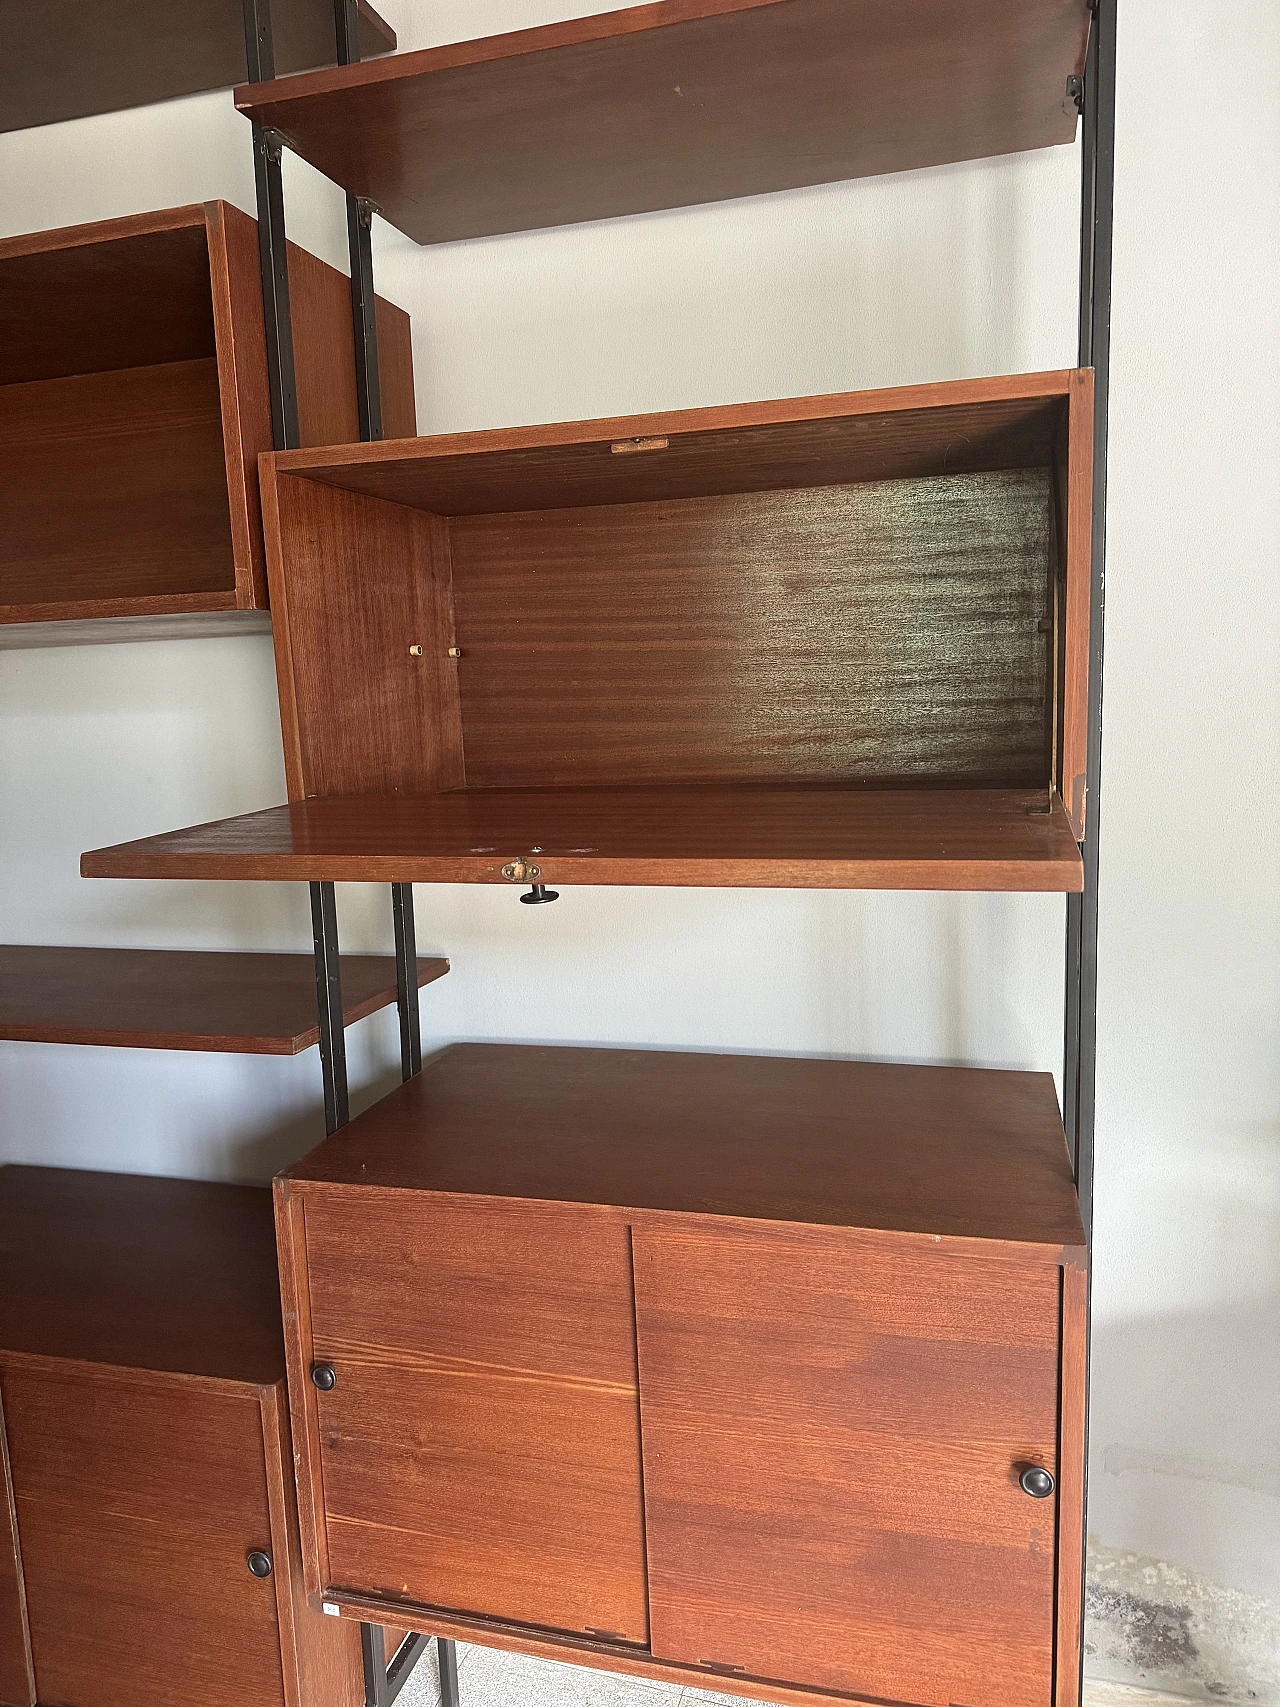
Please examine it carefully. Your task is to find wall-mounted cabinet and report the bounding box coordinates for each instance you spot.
[0,1166,402,1707]
[236,0,1089,245]
[0,201,414,639]
[78,373,1093,893]
[273,1043,1088,1707]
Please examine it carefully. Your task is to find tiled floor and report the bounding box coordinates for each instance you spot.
[396,1640,1180,1707]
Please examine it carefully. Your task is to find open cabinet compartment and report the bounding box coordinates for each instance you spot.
[0,201,415,632]
[240,370,1093,890]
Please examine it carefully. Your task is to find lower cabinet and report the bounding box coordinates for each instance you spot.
[275,1044,1089,1707]
[0,1166,394,1707]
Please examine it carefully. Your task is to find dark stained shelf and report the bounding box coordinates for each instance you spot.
[0,1166,284,1383]
[0,944,449,1054]
[80,786,1085,892]
[236,0,1090,246]
[2,0,395,135]
[282,1042,1087,1258]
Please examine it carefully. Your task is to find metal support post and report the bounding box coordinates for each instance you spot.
[360,1623,452,1707]
[242,0,299,451]
[438,1635,461,1707]
[392,883,422,1081]
[1064,0,1116,1246]
[335,0,383,439]
[310,881,349,1135]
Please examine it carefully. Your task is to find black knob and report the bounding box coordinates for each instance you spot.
[520,884,560,905]
[1019,1465,1056,1499]
[246,1550,273,1578]
[311,1362,337,1391]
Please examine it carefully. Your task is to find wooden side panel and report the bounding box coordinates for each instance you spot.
[0,1392,33,1707]
[1060,367,1094,839]
[633,1226,1062,1707]
[451,470,1055,789]
[1,1361,286,1707]
[1055,1263,1089,1707]
[208,200,273,611]
[289,246,416,450]
[299,1192,648,1642]
[260,1383,365,1707]
[264,473,463,800]
[0,360,235,616]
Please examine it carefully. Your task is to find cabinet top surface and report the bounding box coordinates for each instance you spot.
[0,1167,285,1384]
[284,1044,1086,1256]
[236,0,1089,246]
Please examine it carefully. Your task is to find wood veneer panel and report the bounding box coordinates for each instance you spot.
[1055,1264,1089,1707]
[0,359,235,613]
[0,1364,285,1707]
[0,1168,284,1384]
[1061,368,1094,839]
[1,0,394,134]
[267,376,1073,516]
[81,785,1085,891]
[237,0,1088,245]
[0,945,448,1054]
[452,471,1053,789]
[299,1195,648,1640]
[0,1395,33,1707]
[633,1225,1061,1707]
[282,1045,1085,1256]
[264,477,461,802]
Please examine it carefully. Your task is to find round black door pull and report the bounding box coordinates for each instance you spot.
[246,1551,274,1578]
[311,1362,337,1391]
[1019,1466,1056,1499]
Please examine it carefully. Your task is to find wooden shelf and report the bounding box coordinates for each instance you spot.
[0,202,414,634]
[80,785,1084,892]
[284,1042,1086,1257]
[0,945,449,1054]
[236,0,1089,246]
[2,0,394,134]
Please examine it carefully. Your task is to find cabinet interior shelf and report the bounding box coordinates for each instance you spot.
[80,785,1083,892]
[2,0,394,135]
[236,0,1090,246]
[0,945,449,1054]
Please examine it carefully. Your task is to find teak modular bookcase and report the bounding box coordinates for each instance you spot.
[0,200,414,637]
[49,0,1121,1706]
[0,1166,411,1707]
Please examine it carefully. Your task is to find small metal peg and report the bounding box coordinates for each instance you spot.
[311,1362,337,1391]
[246,1550,274,1578]
[1018,1465,1056,1499]
[520,884,560,905]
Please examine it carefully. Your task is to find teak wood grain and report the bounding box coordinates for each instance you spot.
[281,1045,1086,1261]
[0,944,448,1054]
[296,1194,649,1641]
[0,1167,387,1707]
[634,1225,1060,1707]
[0,1168,285,1383]
[253,372,1090,867]
[81,785,1085,893]
[276,1044,1087,1707]
[236,0,1088,245]
[1,1365,287,1707]
[1,0,394,134]
[0,203,414,626]
[0,1394,32,1707]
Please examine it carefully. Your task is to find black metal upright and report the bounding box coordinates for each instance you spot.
[242,0,299,454]
[1064,0,1117,1247]
[334,0,383,441]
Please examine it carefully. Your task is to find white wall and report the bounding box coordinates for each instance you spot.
[1,2,1276,1700]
